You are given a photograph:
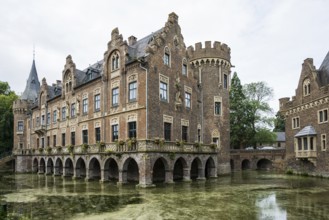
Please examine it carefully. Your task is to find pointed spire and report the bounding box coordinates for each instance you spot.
[20,55,40,101]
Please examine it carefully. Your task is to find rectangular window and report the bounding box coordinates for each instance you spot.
[47,112,50,125]
[160,82,168,101]
[94,94,100,112]
[95,127,101,142]
[82,130,88,144]
[224,74,228,89]
[322,134,326,151]
[303,137,308,150]
[71,103,76,117]
[62,107,66,120]
[129,82,137,101]
[310,137,314,150]
[37,138,39,148]
[198,128,201,142]
[215,102,221,115]
[164,53,170,66]
[319,109,328,123]
[182,126,188,142]
[62,133,66,146]
[164,122,171,141]
[182,63,187,75]
[112,87,119,106]
[292,117,300,129]
[41,138,45,148]
[185,92,191,109]
[71,132,75,146]
[297,138,302,150]
[53,135,56,147]
[53,110,57,123]
[47,136,50,147]
[82,98,88,114]
[112,124,118,142]
[41,115,45,125]
[18,121,23,131]
[128,121,137,138]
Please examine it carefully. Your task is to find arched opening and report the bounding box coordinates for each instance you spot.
[64,158,74,177]
[230,159,234,171]
[190,157,202,180]
[39,158,46,174]
[76,158,86,179]
[88,158,101,180]
[205,157,216,178]
[46,158,54,175]
[32,158,38,173]
[257,159,273,170]
[104,158,119,181]
[55,158,63,176]
[173,157,187,181]
[122,158,139,183]
[152,158,166,183]
[241,159,251,170]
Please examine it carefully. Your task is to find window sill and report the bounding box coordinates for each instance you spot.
[128,99,137,103]
[112,104,119,107]
[318,121,328,124]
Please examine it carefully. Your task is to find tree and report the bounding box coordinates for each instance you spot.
[0,81,18,154]
[273,111,285,132]
[254,128,277,146]
[230,72,253,149]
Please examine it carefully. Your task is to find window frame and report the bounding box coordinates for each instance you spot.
[112,124,119,142]
[214,101,222,116]
[71,131,75,146]
[95,127,101,143]
[160,81,168,102]
[292,116,300,129]
[53,110,57,123]
[185,92,191,109]
[318,109,328,124]
[61,133,66,147]
[128,81,137,102]
[82,130,88,144]
[82,98,88,115]
[112,87,119,106]
[62,107,66,120]
[94,94,100,112]
[182,125,188,142]
[17,121,24,131]
[71,103,76,117]
[128,121,137,138]
[164,122,171,141]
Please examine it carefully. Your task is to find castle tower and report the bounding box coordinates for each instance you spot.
[13,58,40,172]
[188,41,232,174]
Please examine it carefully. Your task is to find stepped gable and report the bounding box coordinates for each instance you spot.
[21,59,40,101]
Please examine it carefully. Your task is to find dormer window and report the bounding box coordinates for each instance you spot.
[164,47,170,66]
[303,78,311,96]
[87,70,92,80]
[111,51,120,71]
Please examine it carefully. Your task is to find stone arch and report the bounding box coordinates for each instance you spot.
[257,158,273,170]
[241,159,251,170]
[54,157,63,176]
[32,157,38,173]
[75,157,87,179]
[46,158,54,175]
[205,157,217,178]
[64,157,74,177]
[39,158,46,174]
[88,157,101,180]
[122,157,139,183]
[152,157,168,183]
[190,157,202,180]
[173,157,188,181]
[110,50,120,71]
[104,157,119,182]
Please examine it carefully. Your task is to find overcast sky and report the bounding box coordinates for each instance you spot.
[1,0,328,113]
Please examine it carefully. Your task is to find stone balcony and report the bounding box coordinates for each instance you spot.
[295,150,317,158]
[14,140,218,156]
[34,125,47,135]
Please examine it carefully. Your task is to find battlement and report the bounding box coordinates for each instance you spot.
[13,99,31,114]
[187,41,231,62]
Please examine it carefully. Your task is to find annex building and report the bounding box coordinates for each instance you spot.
[13,12,232,187]
[279,52,329,175]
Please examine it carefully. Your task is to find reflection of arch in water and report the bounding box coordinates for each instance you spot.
[122,157,139,183]
[104,158,119,181]
[55,158,63,175]
[39,158,46,174]
[152,157,168,183]
[241,159,251,170]
[205,157,217,178]
[46,158,54,174]
[32,158,38,173]
[173,157,188,181]
[64,158,74,177]
[76,157,87,178]
[257,158,273,170]
[88,157,101,180]
[190,157,202,180]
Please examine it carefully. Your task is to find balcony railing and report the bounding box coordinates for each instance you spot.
[295,150,317,158]
[14,140,218,156]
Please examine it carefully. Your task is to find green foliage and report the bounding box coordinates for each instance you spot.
[273,111,285,132]
[254,128,276,145]
[0,81,18,154]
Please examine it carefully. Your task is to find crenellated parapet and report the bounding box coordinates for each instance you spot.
[187,41,231,67]
[13,99,31,114]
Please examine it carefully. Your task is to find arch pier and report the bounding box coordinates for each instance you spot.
[21,142,219,187]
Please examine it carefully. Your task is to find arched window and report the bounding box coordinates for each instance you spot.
[111,51,120,71]
[64,71,72,93]
[303,78,311,96]
[164,47,170,66]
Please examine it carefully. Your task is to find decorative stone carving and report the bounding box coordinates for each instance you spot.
[111,80,120,88]
[181,119,189,126]
[70,126,76,132]
[159,74,169,84]
[94,121,101,128]
[127,102,138,110]
[128,74,137,83]
[163,115,173,123]
[110,117,119,125]
[184,85,192,94]
[127,113,137,122]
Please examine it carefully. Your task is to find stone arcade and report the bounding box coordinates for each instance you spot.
[13,12,232,187]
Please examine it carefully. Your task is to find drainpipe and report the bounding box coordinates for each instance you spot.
[139,62,148,140]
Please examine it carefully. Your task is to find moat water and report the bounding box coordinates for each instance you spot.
[1,171,329,220]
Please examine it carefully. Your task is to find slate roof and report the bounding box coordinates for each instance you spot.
[275,132,286,142]
[317,51,329,86]
[21,60,40,101]
[294,126,317,137]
